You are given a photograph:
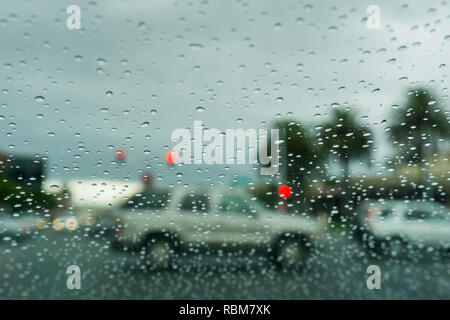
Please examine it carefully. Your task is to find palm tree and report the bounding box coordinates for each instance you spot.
[270,120,323,201]
[390,87,449,164]
[320,108,373,183]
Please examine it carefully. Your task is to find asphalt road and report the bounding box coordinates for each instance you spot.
[0,229,449,299]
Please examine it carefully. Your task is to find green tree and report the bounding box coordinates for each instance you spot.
[0,175,57,212]
[271,120,323,201]
[320,108,373,182]
[390,87,449,164]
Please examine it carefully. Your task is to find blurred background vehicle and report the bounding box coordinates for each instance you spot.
[112,187,323,270]
[353,199,450,256]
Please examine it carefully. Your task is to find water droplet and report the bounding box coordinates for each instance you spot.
[386,58,396,64]
[189,43,204,50]
[304,4,313,11]
[138,21,146,30]
[97,58,107,66]
[50,184,60,191]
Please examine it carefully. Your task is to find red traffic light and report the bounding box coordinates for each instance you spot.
[278,185,292,199]
[114,147,126,160]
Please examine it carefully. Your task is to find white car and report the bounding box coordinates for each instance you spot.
[353,199,450,256]
[112,187,323,270]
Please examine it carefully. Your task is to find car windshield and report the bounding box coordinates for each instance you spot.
[217,194,253,215]
[0,0,449,302]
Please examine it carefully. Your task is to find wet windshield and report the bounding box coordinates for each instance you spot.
[0,0,449,300]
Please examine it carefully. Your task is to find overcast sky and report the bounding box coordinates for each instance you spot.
[1,0,449,187]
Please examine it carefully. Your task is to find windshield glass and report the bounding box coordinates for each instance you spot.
[0,0,449,301]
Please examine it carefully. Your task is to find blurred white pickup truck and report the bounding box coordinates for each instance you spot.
[112,187,323,270]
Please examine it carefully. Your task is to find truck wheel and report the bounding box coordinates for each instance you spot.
[273,236,309,270]
[144,238,174,270]
[379,237,406,258]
